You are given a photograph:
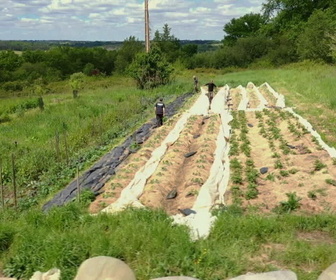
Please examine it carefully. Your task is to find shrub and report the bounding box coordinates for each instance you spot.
[128,47,174,89]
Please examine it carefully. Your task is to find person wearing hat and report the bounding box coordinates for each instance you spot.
[154,98,166,127]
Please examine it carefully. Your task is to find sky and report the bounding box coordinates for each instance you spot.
[1,0,265,41]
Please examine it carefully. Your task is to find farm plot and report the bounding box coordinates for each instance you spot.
[139,114,220,215]
[225,107,336,214]
[90,82,336,231]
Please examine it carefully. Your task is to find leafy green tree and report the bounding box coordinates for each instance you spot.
[266,35,298,65]
[223,13,267,46]
[262,0,334,36]
[153,24,181,62]
[297,9,336,62]
[83,63,95,76]
[180,44,198,68]
[0,51,23,72]
[128,47,173,89]
[115,36,144,73]
[22,50,46,64]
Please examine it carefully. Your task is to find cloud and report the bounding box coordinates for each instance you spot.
[0,0,264,40]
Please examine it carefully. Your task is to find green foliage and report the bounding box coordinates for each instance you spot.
[223,13,267,46]
[1,203,336,280]
[69,72,85,98]
[0,51,23,73]
[78,189,96,205]
[297,9,336,63]
[314,160,327,171]
[153,24,181,63]
[115,36,144,74]
[128,47,173,89]
[308,191,317,200]
[274,192,302,214]
[325,179,336,186]
[245,183,259,200]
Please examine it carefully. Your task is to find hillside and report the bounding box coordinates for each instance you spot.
[2,69,336,280]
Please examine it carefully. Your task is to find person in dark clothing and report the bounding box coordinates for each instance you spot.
[155,98,166,127]
[205,80,217,105]
[193,76,199,93]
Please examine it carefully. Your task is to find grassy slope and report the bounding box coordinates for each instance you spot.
[0,76,191,208]
[1,63,336,280]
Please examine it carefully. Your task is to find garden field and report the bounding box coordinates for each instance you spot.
[1,63,336,280]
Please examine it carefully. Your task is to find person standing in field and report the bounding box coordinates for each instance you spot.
[205,80,217,105]
[155,98,166,127]
[193,75,199,93]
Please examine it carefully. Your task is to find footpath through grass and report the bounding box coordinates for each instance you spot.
[1,204,336,280]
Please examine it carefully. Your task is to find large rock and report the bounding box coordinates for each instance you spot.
[29,268,60,280]
[229,270,297,280]
[151,277,199,280]
[74,256,136,280]
[318,263,336,280]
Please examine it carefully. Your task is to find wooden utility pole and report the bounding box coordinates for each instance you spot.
[145,0,150,53]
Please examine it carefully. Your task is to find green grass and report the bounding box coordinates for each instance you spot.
[0,75,191,208]
[1,204,336,280]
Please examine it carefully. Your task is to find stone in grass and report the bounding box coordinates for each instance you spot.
[260,167,269,174]
[74,256,136,280]
[178,208,196,216]
[247,123,254,128]
[229,270,297,280]
[184,151,197,158]
[318,262,336,280]
[167,189,178,200]
[151,277,200,280]
[193,134,201,139]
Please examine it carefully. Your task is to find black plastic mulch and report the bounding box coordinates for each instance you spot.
[42,92,193,210]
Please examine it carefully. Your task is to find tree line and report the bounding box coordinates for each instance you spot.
[0,0,335,95]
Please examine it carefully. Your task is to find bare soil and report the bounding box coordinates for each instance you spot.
[90,86,336,216]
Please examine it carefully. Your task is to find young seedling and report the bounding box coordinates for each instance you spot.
[308,191,317,200]
[274,160,283,169]
[325,179,336,186]
[274,192,302,214]
[279,170,290,177]
[314,160,326,171]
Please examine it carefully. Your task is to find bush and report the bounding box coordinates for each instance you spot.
[128,47,174,89]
